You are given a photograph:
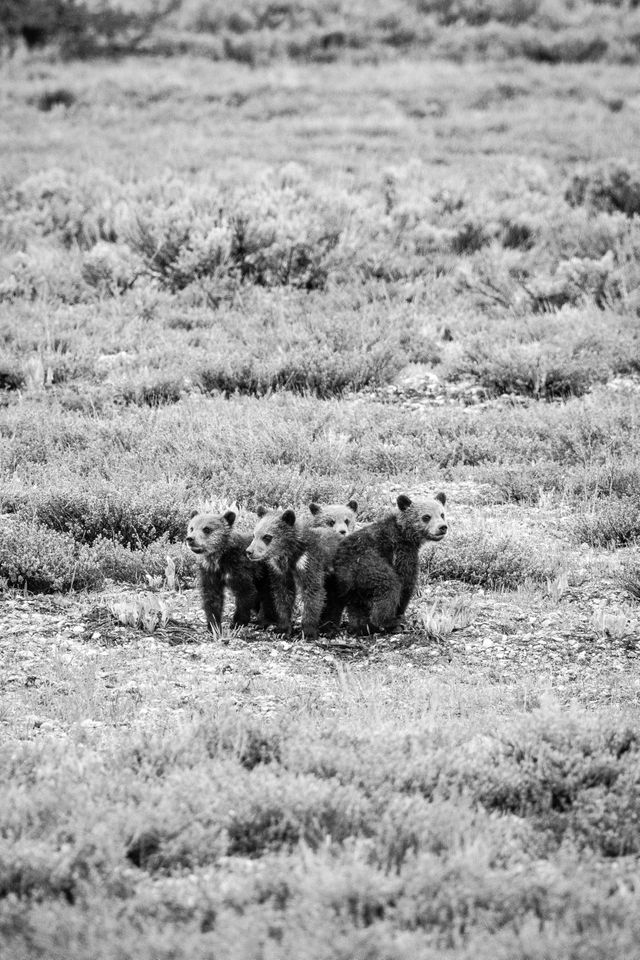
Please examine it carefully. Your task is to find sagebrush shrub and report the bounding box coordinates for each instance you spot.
[529,253,620,311]
[24,489,189,548]
[198,341,403,398]
[90,536,195,585]
[425,530,559,588]
[0,518,103,592]
[128,183,347,292]
[449,339,609,399]
[565,160,640,217]
[0,246,88,304]
[450,218,491,255]
[0,360,24,391]
[0,0,180,57]
[452,714,640,855]
[81,242,140,293]
[10,168,127,249]
[572,496,640,547]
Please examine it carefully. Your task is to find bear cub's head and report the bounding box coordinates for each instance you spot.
[246,507,297,567]
[308,500,358,537]
[186,510,236,556]
[396,493,447,543]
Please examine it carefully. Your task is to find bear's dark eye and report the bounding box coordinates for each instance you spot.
[421,514,431,523]
[263,535,273,545]
[202,527,211,535]
[327,519,335,526]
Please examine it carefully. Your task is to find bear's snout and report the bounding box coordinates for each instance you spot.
[186,535,195,545]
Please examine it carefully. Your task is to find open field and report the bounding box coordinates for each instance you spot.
[3,44,640,958]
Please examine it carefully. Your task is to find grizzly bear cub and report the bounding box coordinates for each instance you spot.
[186,510,275,638]
[305,500,358,537]
[324,493,447,635]
[246,507,341,640]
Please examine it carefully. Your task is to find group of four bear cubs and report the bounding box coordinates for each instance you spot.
[186,494,447,640]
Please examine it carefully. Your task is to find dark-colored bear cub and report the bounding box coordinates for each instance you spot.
[325,493,447,635]
[246,507,341,640]
[186,510,275,639]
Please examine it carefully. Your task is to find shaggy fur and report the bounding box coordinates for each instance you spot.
[186,510,275,638]
[325,493,447,634]
[246,507,341,640]
[305,500,358,537]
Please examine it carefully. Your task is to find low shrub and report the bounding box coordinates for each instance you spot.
[22,489,190,548]
[0,0,181,58]
[199,342,402,398]
[224,772,370,858]
[573,459,640,501]
[565,160,640,217]
[499,214,536,250]
[0,360,24,391]
[425,530,560,588]
[480,462,565,503]
[10,169,126,250]
[0,518,103,592]
[520,26,609,64]
[81,242,140,294]
[529,253,621,311]
[114,373,188,406]
[128,184,346,293]
[571,496,640,547]
[90,536,195,586]
[0,246,88,305]
[449,340,609,399]
[450,219,492,255]
[453,715,640,855]
[539,208,632,262]
[620,559,640,601]
[32,87,77,112]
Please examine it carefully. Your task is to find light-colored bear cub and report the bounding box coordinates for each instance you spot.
[305,500,358,537]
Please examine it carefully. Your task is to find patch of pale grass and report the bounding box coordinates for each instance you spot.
[590,602,640,641]
[415,595,476,641]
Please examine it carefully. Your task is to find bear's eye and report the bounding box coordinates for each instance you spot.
[202,527,211,535]
[262,535,273,545]
[421,514,431,523]
[327,519,335,527]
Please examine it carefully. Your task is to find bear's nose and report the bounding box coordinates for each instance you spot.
[246,547,253,557]
[186,535,194,545]
[438,524,448,535]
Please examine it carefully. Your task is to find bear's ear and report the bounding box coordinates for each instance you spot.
[223,510,236,527]
[347,500,358,513]
[282,508,296,526]
[256,505,268,518]
[190,509,199,519]
[309,502,321,516]
[435,492,446,506]
[397,494,412,512]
